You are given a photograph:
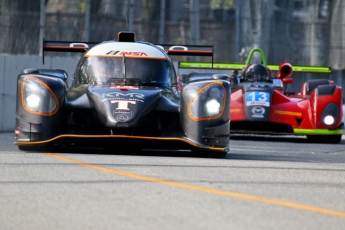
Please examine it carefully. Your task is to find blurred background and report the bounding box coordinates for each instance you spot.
[0,0,344,67]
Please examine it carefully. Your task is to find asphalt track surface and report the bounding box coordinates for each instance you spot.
[1,132,345,230]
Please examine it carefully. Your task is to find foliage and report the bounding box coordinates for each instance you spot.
[142,0,161,21]
[77,0,102,15]
[210,0,236,10]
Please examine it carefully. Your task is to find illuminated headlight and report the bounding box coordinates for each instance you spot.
[206,99,221,116]
[26,94,41,108]
[22,77,58,115]
[324,115,335,125]
[321,103,338,126]
[188,82,225,120]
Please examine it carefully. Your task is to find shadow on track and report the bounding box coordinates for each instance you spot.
[230,134,345,144]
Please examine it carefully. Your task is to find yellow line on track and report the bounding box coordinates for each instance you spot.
[44,152,345,219]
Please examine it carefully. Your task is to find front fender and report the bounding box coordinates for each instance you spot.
[180,80,230,147]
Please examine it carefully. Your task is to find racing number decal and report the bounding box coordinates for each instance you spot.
[245,92,270,106]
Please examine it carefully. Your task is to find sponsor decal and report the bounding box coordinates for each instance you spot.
[274,110,302,116]
[113,110,132,115]
[116,115,129,122]
[106,50,148,56]
[230,108,241,113]
[111,100,136,110]
[102,92,145,103]
[251,106,265,118]
[247,101,270,106]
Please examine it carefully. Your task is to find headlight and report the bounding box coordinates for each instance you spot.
[188,82,225,120]
[206,99,221,116]
[324,115,335,125]
[22,77,58,115]
[26,94,41,108]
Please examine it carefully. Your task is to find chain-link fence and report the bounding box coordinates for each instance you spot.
[0,0,344,69]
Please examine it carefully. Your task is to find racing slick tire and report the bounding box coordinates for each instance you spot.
[307,135,342,144]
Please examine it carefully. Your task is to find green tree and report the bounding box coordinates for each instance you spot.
[210,0,235,9]
[142,0,161,21]
[77,0,102,15]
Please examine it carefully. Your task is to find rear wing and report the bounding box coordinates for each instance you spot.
[42,39,214,64]
[178,62,332,74]
[42,40,99,64]
[156,44,213,57]
[179,47,331,74]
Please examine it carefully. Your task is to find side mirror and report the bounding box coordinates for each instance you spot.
[282,78,293,84]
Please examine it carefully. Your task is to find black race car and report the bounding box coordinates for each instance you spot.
[14,32,230,157]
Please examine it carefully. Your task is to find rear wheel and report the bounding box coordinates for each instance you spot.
[307,135,342,144]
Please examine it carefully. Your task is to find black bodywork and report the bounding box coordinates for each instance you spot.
[14,32,230,156]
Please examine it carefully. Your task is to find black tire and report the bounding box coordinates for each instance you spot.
[307,135,342,144]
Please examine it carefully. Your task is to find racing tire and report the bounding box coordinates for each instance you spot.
[307,135,342,144]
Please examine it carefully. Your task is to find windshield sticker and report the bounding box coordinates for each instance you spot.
[246,92,270,107]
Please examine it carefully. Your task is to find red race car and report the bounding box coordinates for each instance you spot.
[178,48,343,143]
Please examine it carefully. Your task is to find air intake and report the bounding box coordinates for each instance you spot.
[117,31,136,42]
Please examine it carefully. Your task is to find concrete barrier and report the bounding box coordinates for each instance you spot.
[0,54,79,132]
[1,55,344,132]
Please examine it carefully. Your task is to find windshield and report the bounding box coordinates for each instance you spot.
[78,56,175,87]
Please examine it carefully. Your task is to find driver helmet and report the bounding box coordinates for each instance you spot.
[243,64,270,81]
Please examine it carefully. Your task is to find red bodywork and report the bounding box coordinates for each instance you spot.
[230,62,343,139]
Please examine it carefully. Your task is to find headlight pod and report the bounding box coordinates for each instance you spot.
[188,82,226,121]
[321,103,338,126]
[21,77,59,115]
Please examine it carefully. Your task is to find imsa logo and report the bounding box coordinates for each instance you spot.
[106,50,148,56]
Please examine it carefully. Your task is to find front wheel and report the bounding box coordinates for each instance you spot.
[307,135,342,144]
